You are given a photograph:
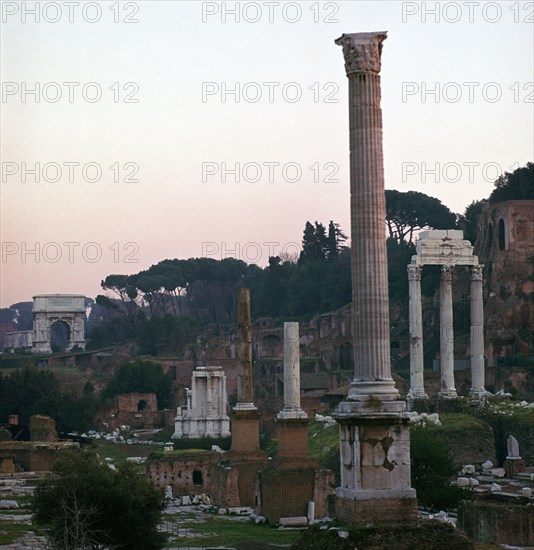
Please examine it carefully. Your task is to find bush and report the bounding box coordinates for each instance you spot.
[33,449,165,549]
[411,427,472,511]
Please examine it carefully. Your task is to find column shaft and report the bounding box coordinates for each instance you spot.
[407,265,427,399]
[236,288,253,405]
[470,265,485,397]
[439,265,457,397]
[278,322,306,419]
[337,33,397,401]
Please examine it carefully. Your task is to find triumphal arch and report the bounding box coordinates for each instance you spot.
[32,294,86,354]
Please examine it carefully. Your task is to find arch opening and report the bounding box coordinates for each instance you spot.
[50,320,70,353]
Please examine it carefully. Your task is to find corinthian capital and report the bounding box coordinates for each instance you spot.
[471,264,483,281]
[407,264,421,281]
[335,32,387,75]
[441,264,454,280]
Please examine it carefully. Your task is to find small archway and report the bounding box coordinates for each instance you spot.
[137,400,147,412]
[50,320,70,353]
[192,470,203,486]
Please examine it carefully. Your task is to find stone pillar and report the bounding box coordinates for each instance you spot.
[469,264,486,398]
[235,288,255,410]
[439,265,457,398]
[186,388,192,411]
[336,32,398,402]
[407,265,427,400]
[278,322,307,419]
[276,322,310,463]
[333,32,416,524]
[231,288,261,453]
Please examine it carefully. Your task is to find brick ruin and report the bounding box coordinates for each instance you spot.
[0,415,79,473]
[148,293,335,522]
[96,391,175,431]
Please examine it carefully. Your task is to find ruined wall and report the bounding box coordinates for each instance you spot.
[147,452,220,496]
[458,497,534,546]
[0,442,79,472]
[475,200,534,360]
[29,415,57,442]
[257,468,315,521]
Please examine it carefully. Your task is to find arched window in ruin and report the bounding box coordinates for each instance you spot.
[137,400,147,412]
[498,219,506,251]
[170,365,177,381]
[192,470,203,486]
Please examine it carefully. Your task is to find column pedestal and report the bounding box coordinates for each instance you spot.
[230,407,261,454]
[335,401,417,524]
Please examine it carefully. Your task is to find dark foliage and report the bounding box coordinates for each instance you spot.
[33,450,165,549]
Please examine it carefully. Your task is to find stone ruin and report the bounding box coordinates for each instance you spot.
[407,230,486,400]
[31,294,86,353]
[173,366,230,439]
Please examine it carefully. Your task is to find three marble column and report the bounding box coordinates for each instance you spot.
[407,263,486,399]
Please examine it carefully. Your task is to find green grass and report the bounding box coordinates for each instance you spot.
[0,522,36,545]
[164,516,299,548]
[92,439,153,466]
[151,448,209,458]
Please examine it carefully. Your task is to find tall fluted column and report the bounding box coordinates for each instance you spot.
[469,264,485,397]
[407,264,427,400]
[439,265,457,398]
[278,322,307,419]
[335,32,398,402]
[333,33,417,524]
[235,288,254,409]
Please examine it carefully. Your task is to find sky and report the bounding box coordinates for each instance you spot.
[1,0,532,307]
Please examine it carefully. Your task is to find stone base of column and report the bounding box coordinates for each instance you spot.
[347,380,400,402]
[468,387,487,399]
[231,407,261,454]
[407,388,429,401]
[504,457,526,477]
[275,417,315,467]
[334,399,417,523]
[439,389,458,399]
[334,494,418,525]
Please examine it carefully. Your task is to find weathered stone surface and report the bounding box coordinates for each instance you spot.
[279,516,308,526]
[277,322,307,420]
[29,415,57,442]
[475,200,534,360]
[507,434,520,458]
[31,294,86,353]
[173,366,230,439]
[459,497,534,546]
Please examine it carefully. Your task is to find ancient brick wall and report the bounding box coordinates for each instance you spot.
[334,495,418,524]
[147,452,219,496]
[313,469,336,519]
[29,415,57,442]
[211,463,240,507]
[458,498,534,546]
[257,468,315,522]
